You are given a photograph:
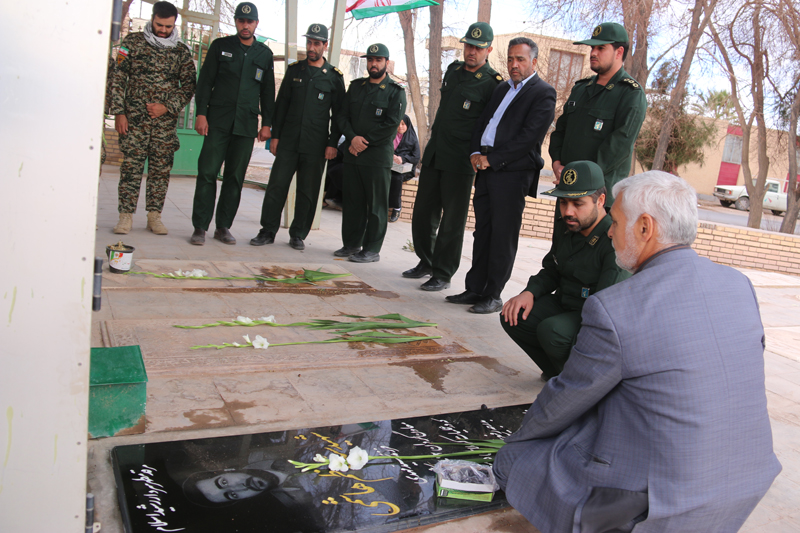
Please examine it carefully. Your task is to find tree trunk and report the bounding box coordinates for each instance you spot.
[651,0,717,171]
[398,10,429,156]
[477,0,491,23]
[708,17,767,230]
[425,1,445,149]
[780,88,800,233]
[746,5,770,229]
[621,0,653,87]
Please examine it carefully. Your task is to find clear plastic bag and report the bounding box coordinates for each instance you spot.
[432,459,499,491]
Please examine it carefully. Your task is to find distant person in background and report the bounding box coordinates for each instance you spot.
[389,115,419,222]
[109,1,196,235]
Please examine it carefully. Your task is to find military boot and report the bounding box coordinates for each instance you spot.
[113,213,133,234]
[146,211,168,235]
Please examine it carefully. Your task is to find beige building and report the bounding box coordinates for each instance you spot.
[632,118,800,196]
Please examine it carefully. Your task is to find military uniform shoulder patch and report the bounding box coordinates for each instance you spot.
[333,67,343,76]
[621,78,642,89]
[288,60,299,67]
[588,235,600,246]
[495,74,503,82]
[575,76,593,85]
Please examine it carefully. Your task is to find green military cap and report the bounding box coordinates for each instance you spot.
[460,22,494,48]
[361,43,390,58]
[234,2,258,21]
[543,161,605,198]
[303,23,328,42]
[574,22,629,46]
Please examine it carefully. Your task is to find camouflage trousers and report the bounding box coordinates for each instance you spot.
[118,123,179,213]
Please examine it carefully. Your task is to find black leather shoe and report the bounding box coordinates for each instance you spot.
[190,228,205,245]
[349,250,380,263]
[250,229,275,246]
[420,277,450,291]
[334,246,361,257]
[214,227,236,245]
[402,262,432,279]
[389,208,401,222]
[469,297,503,314]
[445,290,482,305]
[289,237,305,250]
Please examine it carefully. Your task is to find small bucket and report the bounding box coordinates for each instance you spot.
[106,244,135,274]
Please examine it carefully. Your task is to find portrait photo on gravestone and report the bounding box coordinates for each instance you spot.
[113,405,527,532]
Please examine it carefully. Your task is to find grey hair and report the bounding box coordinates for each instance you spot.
[508,37,538,59]
[612,171,698,245]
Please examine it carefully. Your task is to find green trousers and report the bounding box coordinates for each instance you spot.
[411,165,475,282]
[341,164,390,253]
[259,149,326,240]
[500,293,582,378]
[191,126,255,231]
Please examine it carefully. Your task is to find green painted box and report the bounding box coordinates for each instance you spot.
[89,346,148,439]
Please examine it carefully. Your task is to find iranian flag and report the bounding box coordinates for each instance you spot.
[346,0,439,20]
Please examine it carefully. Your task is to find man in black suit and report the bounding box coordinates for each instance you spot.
[446,37,556,314]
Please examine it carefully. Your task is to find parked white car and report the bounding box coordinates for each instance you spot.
[714,179,787,215]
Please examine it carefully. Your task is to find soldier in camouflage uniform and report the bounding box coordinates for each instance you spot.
[109,1,196,235]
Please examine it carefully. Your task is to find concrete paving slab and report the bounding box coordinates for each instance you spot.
[87,166,800,533]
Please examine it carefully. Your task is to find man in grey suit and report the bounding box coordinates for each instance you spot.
[494,171,781,532]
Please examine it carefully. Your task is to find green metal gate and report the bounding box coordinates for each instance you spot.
[172,22,211,176]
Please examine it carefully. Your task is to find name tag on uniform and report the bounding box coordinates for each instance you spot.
[318,93,325,100]
[581,287,590,298]
[463,100,471,110]
[255,68,263,81]
[375,108,383,116]
[594,119,604,131]
[221,51,232,57]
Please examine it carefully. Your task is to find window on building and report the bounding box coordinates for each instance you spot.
[441,49,459,73]
[349,56,367,79]
[547,49,584,95]
[722,134,743,164]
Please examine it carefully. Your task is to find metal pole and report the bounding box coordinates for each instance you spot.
[85,493,95,533]
[329,0,346,68]
[92,258,103,311]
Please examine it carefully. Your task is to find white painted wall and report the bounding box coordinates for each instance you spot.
[0,2,111,531]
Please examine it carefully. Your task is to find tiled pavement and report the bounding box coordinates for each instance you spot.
[88,164,800,532]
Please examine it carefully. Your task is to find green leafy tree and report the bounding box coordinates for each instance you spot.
[635,60,717,173]
[691,89,737,122]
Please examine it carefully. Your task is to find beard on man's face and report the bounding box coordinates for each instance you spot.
[368,66,387,79]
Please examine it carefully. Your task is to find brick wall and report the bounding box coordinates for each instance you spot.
[104,128,123,166]
[400,180,800,276]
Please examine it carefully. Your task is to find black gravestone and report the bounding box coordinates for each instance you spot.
[112,404,527,532]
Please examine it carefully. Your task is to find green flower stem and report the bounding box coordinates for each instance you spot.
[175,320,314,330]
[174,315,437,331]
[189,334,442,350]
[127,268,351,284]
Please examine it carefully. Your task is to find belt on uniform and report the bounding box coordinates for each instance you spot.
[480,146,493,154]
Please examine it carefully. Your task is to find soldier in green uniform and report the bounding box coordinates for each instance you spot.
[334,43,407,263]
[190,2,275,245]
[110,1,196,235]
[549,22,646,207]
[249,24,345,251]
[500,161,630,379]
[403,22,503,290]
